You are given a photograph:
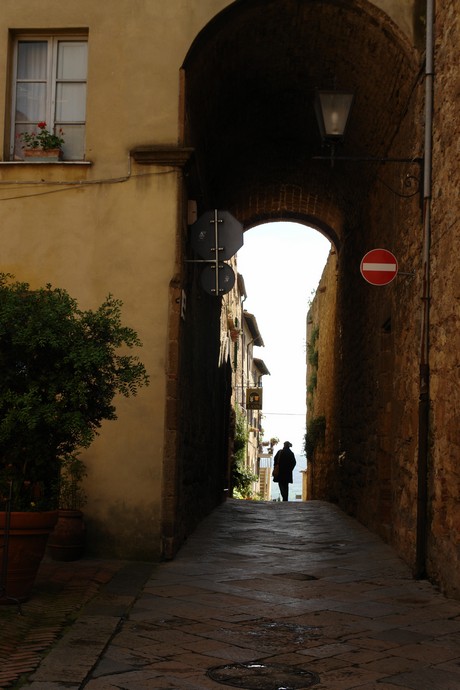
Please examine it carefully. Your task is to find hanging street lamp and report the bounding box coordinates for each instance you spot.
[314,90,355,141]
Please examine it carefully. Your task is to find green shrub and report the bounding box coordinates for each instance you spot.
[231,407,257,498]
[0,273,149,510]
[304,415,326,460]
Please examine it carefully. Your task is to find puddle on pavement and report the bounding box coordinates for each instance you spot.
[247,620,322,645]
[207,662,320,689]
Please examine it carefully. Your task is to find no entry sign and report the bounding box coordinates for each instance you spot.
[360,248,398,286]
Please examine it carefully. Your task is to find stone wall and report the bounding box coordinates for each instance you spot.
[306,250,339,501]
[309,1,460,597]
[308,64,425,571]
[310,171,424,571]
[426,0,460,598]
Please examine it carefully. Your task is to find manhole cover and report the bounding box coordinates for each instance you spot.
[273,572,318,581]
[207,662,320,689]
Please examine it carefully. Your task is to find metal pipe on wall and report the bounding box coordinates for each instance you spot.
[415,0,434,579]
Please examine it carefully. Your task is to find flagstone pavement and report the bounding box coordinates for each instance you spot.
[5,499,460,690]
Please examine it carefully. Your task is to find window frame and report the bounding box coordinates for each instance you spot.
[10,32,88,161]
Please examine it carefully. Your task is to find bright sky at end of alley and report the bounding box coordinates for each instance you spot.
[236,222,331,462]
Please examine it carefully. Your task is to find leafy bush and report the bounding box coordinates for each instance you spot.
[231,406,257,498]
[0,273,149,510]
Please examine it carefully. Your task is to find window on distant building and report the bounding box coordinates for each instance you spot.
[10,35,88,161]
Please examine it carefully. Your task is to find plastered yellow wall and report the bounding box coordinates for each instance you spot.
[0,164,179,557]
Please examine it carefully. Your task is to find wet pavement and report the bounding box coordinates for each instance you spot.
[5,499,460,689]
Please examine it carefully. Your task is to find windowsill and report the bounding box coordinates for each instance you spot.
[1,160,92,165]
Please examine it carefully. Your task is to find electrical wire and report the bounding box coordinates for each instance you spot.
[262,412,305,416]
[0,166,178,202]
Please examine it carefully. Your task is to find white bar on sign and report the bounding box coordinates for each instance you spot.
[363,262,397,271]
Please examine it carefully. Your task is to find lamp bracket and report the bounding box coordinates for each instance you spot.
[312,155,423,165]
[311,154,423,200]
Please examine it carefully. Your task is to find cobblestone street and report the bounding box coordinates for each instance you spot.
[3,500,459,690]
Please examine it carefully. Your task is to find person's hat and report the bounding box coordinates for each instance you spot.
[283,441,292,447]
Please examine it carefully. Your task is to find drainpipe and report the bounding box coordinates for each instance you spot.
[245,335,255,422]
[238,295,247,406]
[415,0,434,579]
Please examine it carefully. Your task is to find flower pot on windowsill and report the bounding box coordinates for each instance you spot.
[23,148,63,162]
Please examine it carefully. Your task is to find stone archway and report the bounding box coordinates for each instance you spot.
[182,0,421,240]
[167,0,425,573]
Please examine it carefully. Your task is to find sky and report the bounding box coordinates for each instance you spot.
[236,221,331,474]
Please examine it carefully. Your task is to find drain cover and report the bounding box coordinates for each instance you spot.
[273,572,318,581]
[207,662,320,689]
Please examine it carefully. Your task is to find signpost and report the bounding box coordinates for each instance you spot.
[190,210,243,261]
[246,388,263,410]
[360,248,398,286]
[201,262,236,295]
[190,209,243,296]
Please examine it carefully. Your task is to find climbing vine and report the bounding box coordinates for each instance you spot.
[232,406,257,499]
[307,324,319,401]
[304,415,326,460]
[307,324,319,368]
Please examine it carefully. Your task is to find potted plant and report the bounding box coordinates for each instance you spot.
[0,273,149,601]
[46,453,88,562]
[18,121,65,161]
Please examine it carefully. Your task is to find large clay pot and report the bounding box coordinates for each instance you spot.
[0,511,58,603]
[46,509,86,561]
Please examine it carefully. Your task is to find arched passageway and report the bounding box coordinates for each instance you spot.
[169,0,426,583]
[183,0,421,243]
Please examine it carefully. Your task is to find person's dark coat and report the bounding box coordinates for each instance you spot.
[273,447,296,484]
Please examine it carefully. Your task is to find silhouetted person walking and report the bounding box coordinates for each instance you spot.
[272,441,296,501]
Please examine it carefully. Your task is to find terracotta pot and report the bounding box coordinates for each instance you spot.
[23,148,62,162]
[0,511,58,603]
[47,509,86,562]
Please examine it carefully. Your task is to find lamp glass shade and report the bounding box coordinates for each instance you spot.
[315,91,354,139]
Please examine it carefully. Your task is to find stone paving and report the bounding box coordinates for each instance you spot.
[14,500,460,689]
[0,558,130,689]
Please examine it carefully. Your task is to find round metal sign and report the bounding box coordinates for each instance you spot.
[201,263,235,295]
[360,248,398,286]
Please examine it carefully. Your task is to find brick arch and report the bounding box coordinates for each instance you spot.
[182,0,420,249]
[233,183,342,251]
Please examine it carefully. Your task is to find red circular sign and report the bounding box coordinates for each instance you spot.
[360,248,398,286]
